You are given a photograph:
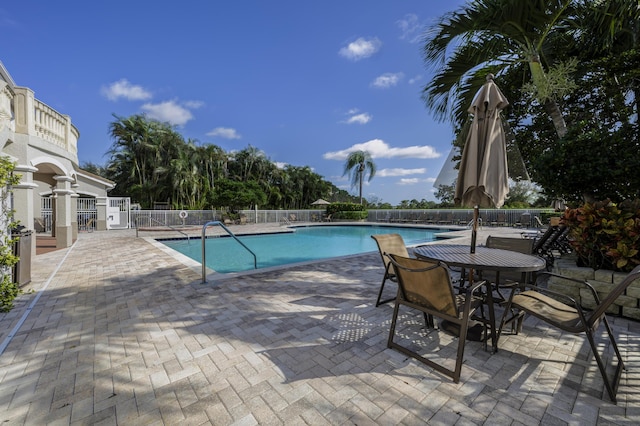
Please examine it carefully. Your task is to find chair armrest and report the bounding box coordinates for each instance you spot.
[467,279,488,295]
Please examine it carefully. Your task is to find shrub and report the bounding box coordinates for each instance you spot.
[332,211,368,220]
[326,202,365,215]
[0,157,22,312]
[326,202,367,221]
[562,199,640,272]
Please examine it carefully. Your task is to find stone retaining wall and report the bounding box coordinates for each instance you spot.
[549,257,640,320]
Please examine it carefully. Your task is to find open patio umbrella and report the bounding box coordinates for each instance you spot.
[311,199,331,206]
[455,74,510,253]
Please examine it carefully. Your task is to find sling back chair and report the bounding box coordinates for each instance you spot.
[387,254,488,383]
[499,264,640,404]
[371,234,410,306]
[485,235,536,285]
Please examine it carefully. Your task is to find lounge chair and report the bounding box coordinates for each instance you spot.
[370,234,410,306]
[387,254,488,383]
[531,225,564,269]
[499,265,640,404]
[438,212,453,225]
[514,212,531,228]
[491,212,507,227]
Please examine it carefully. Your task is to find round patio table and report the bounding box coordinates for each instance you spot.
[413,244,546,351]
[413,244,546,273]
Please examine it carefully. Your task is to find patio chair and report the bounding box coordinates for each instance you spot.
[387,254,488,383]
[514,212,531,228]
[371,234,410,306]
[498,265,640,404]
[439,212,454,225]
[485,235,536,284]
[490,212,507,227]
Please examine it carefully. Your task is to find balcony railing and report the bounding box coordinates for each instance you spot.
[33,99,78,155]
[10,87,79,158]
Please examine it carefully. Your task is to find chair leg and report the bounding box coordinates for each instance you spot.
[376,276,396,306]
[423,312,434,328]
[586,318,625,404]
[376,263,396,306]
[387,302,465,383]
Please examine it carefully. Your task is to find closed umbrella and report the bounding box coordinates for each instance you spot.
[455,74,510,252]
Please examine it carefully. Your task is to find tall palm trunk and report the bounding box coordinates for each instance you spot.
[358,164,364,204]
[529,57,568,138]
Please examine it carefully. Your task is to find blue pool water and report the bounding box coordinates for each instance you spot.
[162,225,448,273]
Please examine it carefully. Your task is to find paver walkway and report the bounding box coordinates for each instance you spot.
[0,226,638,425]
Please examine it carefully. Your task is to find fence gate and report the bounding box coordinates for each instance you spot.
[77,198,97,231]
[107,197,131,230]
[40,197,99,232]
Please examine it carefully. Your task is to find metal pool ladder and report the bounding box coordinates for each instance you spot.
[201,221,257,283]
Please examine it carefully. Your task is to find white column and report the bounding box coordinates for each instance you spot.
[96,196,108,231]
[12,164,39,231]
[71,192,79,240]
[53,175,75,248]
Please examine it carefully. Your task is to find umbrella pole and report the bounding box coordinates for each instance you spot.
[471,206,479,254]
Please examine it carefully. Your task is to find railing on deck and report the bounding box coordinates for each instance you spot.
[130,208,555,229]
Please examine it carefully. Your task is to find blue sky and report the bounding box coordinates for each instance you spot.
[2,1,466,205]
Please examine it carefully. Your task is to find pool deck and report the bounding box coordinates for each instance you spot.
[1,223,639,424]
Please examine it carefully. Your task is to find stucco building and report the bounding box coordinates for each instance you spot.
[1,60,115,256]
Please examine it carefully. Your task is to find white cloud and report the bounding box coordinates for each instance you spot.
[183,100,205,109]
[141,100,193,126]
[206,127,241,139]
[408,74,423,85]
[398,178,420,185]
[275,162,287,169]
[339,37,382,61]
[396,14,423,43]
[371,72,404,89]
[397,177,435,185]
[378,168,426,177]
[345,112,372,125]
[323,139,440,160]
[101,79,152,101]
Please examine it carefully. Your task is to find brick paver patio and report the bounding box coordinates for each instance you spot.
[0,227,638,425]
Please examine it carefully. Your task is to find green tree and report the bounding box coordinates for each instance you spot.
[422,0,575,138]
[211,179,267,211]
[435,184,456,207]
[106,114,183,208]
[342,150,376,205]
[80,161,108,177]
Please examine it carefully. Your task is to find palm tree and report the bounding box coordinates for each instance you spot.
[421,0,575,138]
[343,150,376,204]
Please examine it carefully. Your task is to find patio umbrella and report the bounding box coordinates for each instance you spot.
[455,74,510,252]
[311,199,331,206]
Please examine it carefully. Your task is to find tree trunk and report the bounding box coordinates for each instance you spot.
[544,98,568,138]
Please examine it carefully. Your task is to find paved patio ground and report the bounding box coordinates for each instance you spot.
[0,224,638,425]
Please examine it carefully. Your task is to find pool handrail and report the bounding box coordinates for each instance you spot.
[202,221,258,283]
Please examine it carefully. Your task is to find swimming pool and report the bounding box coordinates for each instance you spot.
[161,225,450,273]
